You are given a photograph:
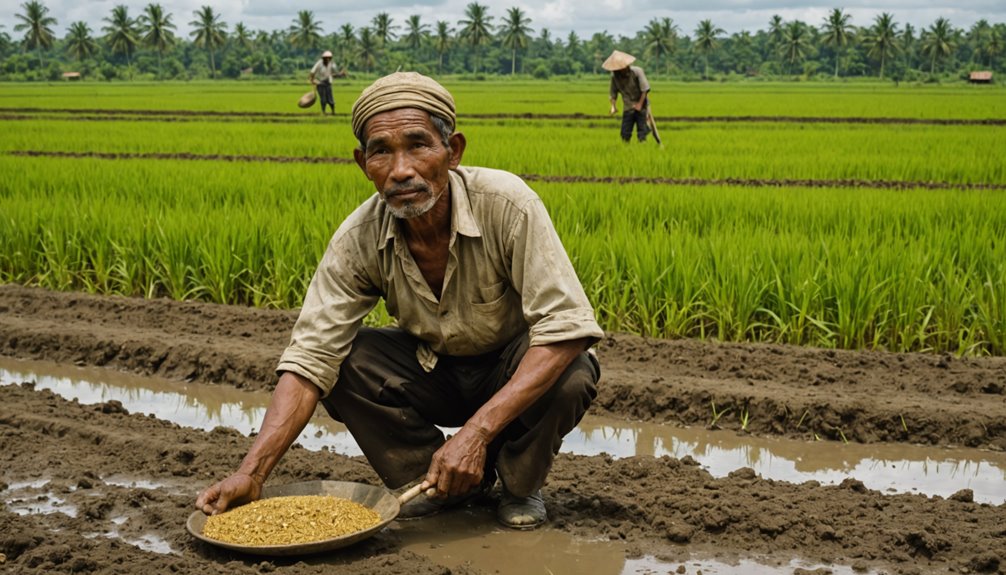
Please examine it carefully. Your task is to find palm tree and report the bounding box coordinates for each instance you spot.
[863,12,900,79]
[693,19,724,79]
[232,22,253,52]
[289,10,323,67]
[820,8,853,78]
[139,3,176,78]
[458,2,493,73]
[779,20,811,75]
[643,17,679,75]
[901,23,917,70]
[968,19,992,66]
[589,31,614,74]
[189,5,227,78]
[433,21,453,74]
[499,7,533,75]
[767,14,784,62]
[372,12,397,47]
[357,27,378,73]
[986,28,1004,69]
[920,17,956,74]
[404,15,429,65]
[14,0,57,68]
[102,5,138,69]
[337,24,356,72]
[65,21,99,62]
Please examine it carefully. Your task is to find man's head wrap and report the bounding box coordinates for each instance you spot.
[351,72,456,141]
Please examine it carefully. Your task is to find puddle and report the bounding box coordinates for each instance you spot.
[2,357,1004,504]
[5,491,78,518]
[391,504,882,575]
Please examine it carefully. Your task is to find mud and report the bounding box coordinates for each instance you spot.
[3,106,1005,126]
[1,284,1005,574]
[8,151,1003,191]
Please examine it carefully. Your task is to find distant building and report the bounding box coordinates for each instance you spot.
[62,72,81,81]
[969,71,993,84]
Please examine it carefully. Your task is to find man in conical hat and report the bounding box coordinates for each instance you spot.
[604,50,651,143]
[309,50,337,115]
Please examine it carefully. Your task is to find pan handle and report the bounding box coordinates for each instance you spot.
[398,483,437,505]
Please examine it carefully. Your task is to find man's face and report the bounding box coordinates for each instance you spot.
[353,108,462,219]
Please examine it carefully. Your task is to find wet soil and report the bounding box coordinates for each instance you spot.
[1,284,1005,574]
[9,151,1004,191]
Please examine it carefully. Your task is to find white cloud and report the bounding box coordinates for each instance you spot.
[1,0,1002,40]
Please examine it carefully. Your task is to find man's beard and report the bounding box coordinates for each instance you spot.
[384,183,444,219]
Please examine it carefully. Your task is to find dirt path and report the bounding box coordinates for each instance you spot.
[1,284,1005,574]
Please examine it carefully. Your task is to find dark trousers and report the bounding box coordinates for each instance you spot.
[316,82,334,111]
[321,327,600,497]
[621,108,649,142]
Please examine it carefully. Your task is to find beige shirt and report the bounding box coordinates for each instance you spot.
[277,166,604,396]
[609,66,650,109]
[310,59,335,83]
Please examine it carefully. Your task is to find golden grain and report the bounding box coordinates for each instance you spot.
[203,495,381,546]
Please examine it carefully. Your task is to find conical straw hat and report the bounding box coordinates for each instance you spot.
[602,50,636,71]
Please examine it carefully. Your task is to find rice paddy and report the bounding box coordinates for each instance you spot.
[1,80,1003,354]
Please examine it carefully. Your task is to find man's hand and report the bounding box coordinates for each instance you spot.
[195,472,262,515]
[633,101,643,112]
[609,103,617,115]
[421,424,490,498]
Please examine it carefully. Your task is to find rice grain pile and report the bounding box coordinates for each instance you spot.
[203,495,382,546]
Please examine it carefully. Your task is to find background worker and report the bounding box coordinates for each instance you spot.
[196,72,603,531]
[309,50,337,115]
[604,50,651,143]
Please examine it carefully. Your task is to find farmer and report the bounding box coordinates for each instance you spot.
[309,50,337,115]
[604,50,651,143]
[196,72,603,530]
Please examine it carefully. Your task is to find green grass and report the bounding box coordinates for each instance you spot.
[2,79,1003,355]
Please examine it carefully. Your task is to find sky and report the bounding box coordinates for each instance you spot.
[2,0,1003,44]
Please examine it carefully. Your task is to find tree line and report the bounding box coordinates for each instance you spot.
[3,1,1004,82]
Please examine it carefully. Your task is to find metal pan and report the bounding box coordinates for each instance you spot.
[187,479,427,556]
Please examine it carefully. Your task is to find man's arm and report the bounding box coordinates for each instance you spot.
[195,371,321,514]
[421,337,590,497]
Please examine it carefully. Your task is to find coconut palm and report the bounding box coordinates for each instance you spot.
[357,27,378,73]
[779,20,811,75]
[920,17,956,74]
[589,31,614,74]
[433,21,453,74]
[372,12,397,47]
[139,3,176,78]
[189,5,227,78]
[986,28,1004,69]
[968,19,992,66]
[643,17,679,75]
[820,8,853,78]
[499,7,533,75]
[102,5,138,69]
[404,15,429,65]
[337,24,356,72]
[901,23,917,70]
[232,22,252,52]
[458,2,493,73]
[863,12,900,79]
[289,10,323,67]
[14,0,57,68]
[693,19,724,79]
[65,21,99,62]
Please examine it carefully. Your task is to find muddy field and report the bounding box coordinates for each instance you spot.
[1,284,1005,574]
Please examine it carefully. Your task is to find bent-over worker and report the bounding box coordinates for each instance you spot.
[605,50,651,143]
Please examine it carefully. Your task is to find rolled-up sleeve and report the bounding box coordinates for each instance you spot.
[507,197,604,348]
[276,230,379,397]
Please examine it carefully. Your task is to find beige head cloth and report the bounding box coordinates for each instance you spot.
[602,50,636,71]
[351,72,456,141]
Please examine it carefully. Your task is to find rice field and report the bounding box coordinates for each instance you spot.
[1,80,1003,355]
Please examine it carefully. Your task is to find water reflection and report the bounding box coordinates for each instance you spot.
[2,357,1003,504]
